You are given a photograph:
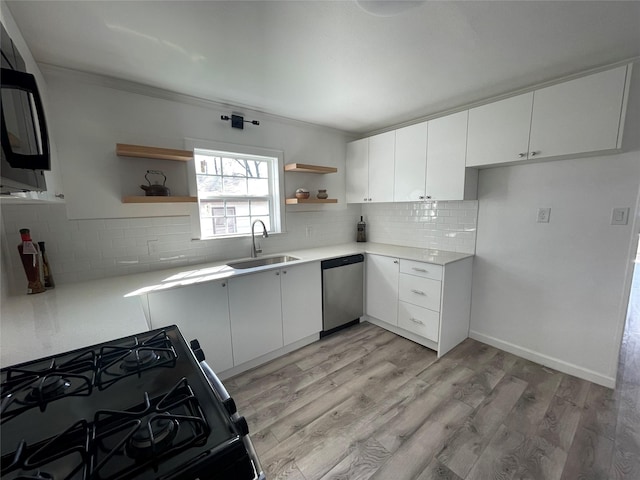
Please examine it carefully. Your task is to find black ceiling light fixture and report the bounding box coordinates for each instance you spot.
[220,114,260,130]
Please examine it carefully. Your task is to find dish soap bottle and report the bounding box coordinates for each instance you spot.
[356,216,367,242]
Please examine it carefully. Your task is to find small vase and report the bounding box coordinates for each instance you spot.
[317,189,328,199]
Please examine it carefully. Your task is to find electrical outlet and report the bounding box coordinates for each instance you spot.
[147,239,158,254]
[537,208,551,223]
[611,207,629,225]
[305,226,313,237]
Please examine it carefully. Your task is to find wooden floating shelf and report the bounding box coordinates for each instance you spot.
[116,143,193,162]
[286,198,338,205]
[284,163,337,174]
[122,196,197,203]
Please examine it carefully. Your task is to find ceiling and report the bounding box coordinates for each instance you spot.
[5,1,640,135]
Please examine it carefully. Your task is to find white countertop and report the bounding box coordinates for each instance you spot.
[0,242,472,367]
[120,242,472,297]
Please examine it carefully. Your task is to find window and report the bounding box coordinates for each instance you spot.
[192,146,283,239]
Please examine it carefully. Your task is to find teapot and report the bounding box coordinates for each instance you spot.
[140,170,170,196]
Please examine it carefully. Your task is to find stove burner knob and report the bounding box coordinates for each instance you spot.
[222,397,237,416]
[233,416,249,436]
[189,339,205,362]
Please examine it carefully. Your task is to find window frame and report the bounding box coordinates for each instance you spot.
[185,138,285,240]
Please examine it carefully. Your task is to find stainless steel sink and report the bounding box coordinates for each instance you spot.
[226,255,300,270]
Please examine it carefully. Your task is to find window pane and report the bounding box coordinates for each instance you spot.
[197,156,221,175]
[223,176,247,195]
[248,178,269,196]
[235,216,251,234]
[226,201,250,217]
[197,175,222,194]
[222,157,249,177]
[253,216,270,230]
[250,200,269,216]
[201,219,214,237]
[194,148,279,239]
[255,161,268,178]
[244,160,265,178]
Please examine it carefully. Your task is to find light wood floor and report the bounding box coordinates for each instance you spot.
[227,299,640,479]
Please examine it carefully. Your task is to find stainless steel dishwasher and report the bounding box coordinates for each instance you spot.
[320,254,364,337]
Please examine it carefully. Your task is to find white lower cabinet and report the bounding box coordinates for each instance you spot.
[397,301,439,342]
[365,253,473,357]
[146,262,323,374]
[228,261,323,366]
[281,262,322,344]
[365,254,399,326]
[147,280,234,372]
[228,270,284,366]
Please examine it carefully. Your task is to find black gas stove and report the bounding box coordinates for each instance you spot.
[0,326,264,480]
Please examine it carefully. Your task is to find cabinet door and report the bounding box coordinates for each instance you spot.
[148,281,233,372]
[281,262,322,344]
[529,65,628,159]
[425,111,469,200]
[365,254,399,325]
[346,138,369,204]
[394,122,428,201]
[368,131,395,203]
[228,270,283,365]
[466,92,533,167]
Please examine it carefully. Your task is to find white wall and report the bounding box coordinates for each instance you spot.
[470,152,640,387]
[0,65,363,293]
[470,61,640,388]
[42,66,351,220]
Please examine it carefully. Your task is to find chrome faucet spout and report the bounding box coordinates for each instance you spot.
[251,220,269,258]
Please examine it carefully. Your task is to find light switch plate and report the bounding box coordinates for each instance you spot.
[537,208,551,223]
[611,207,629,225]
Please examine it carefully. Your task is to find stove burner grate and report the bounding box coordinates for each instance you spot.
[90,377,210,480]
[1,420,89,480]
[0,351,95,422]
[96,330,177,390]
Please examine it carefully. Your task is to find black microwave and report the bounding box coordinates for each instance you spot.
[1,23,50,194]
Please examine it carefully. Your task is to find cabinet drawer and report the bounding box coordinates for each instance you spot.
[399,260,442,280]
[399,274,441,311]
[398,301,439,342]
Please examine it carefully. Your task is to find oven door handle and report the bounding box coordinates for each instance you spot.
[199,359,266,480]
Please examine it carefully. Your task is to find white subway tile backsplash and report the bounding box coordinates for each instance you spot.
[1,203,361,291]
[2,200,474,292]
[362,200,478,254]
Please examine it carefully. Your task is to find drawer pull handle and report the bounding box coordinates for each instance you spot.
[411,289,426,296]
[412,267,428,273]
[410,317,425,325]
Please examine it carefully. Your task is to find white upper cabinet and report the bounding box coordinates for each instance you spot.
[367,131,396,203]
[425,111,477,200]
[466,92,534,167]
[467,64,631,167]
[347,131,395,204]
[528,65,629,159]
[393,122,428,202]
[345,138,369,204]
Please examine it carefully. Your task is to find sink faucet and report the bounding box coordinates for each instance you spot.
[251,219,269,258]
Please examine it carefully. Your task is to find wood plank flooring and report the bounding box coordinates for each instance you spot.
[227,290,640,480]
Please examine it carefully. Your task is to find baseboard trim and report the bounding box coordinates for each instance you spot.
[217,334,319,380]
[469,330,615,388]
